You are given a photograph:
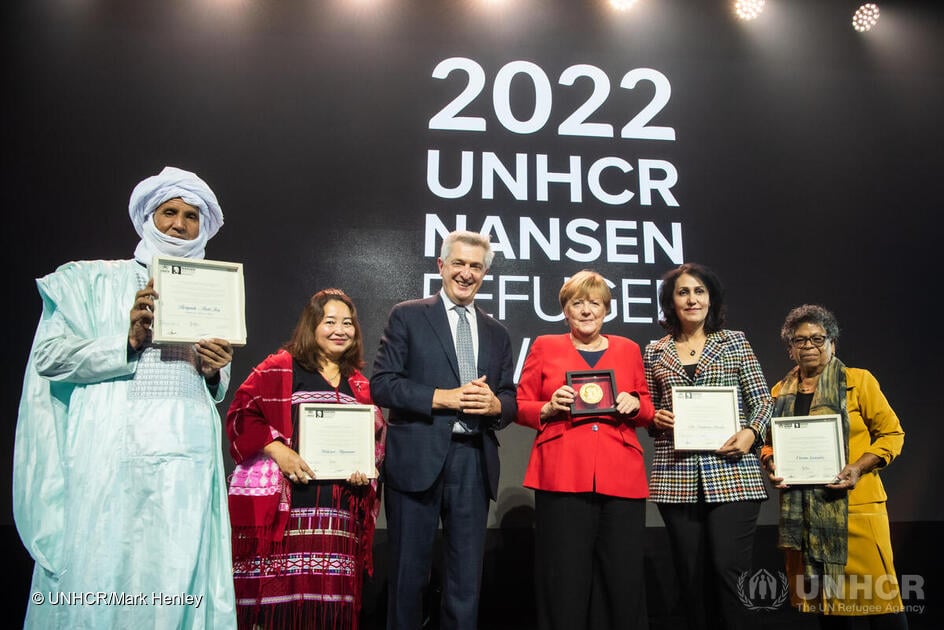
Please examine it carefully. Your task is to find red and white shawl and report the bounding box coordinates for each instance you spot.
[225,349,386,570]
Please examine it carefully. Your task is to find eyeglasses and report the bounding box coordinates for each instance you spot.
[790,335,828,348]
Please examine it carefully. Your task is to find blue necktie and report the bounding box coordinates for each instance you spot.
[454,306,478,433]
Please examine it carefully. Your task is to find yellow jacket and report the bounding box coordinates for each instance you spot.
[772,367,904,506]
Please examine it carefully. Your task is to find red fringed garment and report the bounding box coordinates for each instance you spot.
[226,350,386,629]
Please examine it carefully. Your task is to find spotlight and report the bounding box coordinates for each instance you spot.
[734,0,765,21]
[852,3,880,32]
[609,0,639,11]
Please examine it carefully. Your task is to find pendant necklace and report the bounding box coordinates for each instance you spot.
[678,336,702,357]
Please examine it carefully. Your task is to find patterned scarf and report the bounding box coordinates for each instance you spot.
[773,356,850,582]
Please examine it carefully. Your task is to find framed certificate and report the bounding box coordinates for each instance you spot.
[771,415,846,485]
[566,369,617,417]
[151,255,247,346]
[297,403,376,480]
[671,385,741,451]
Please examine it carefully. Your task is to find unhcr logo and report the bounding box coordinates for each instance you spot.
[737,569,789,611]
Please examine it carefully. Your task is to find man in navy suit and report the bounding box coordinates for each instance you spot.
[371,230,517,630]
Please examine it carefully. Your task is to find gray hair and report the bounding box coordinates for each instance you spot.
[780,304,841,347]
[440,230,495,269]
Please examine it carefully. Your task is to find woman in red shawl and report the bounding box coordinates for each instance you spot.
[226,289,385,629]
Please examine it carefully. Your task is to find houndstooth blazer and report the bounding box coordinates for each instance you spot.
[644,329,772,503]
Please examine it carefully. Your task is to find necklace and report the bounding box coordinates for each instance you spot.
[676,335,704,358]
[319,362,341,384]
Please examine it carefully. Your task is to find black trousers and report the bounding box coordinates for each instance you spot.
[534,490,647,630]
[657,499,762,630]
[385,438,489,630]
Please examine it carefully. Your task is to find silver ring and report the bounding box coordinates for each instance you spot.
[288,473,298,481]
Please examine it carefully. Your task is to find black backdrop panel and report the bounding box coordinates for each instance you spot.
[2,0,941,529]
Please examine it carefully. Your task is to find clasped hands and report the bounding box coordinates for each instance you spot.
[128,278,233,379]
[434,375,501,416]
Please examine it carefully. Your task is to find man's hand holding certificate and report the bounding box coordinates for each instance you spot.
[151,255,247,346]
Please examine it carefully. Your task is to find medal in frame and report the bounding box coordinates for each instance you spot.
[566,369,617,417]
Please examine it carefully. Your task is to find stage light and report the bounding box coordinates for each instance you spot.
[608,0,639,11]
[852,3,880,32]
[734,0,765,21]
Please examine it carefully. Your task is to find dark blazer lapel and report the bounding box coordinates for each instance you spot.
[474,305,491,376]
[425,297,462,382]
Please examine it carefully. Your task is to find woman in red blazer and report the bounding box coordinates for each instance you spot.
[516,270,655,630]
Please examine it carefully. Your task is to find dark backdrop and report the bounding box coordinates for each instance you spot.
[3,0,941,626]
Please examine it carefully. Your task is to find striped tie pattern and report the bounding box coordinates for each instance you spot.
[454,306,477,384]
[454,306,478,433]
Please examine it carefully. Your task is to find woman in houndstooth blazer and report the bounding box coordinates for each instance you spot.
[644,263,773,630]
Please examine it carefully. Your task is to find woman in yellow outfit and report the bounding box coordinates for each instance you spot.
[762,304,908,630]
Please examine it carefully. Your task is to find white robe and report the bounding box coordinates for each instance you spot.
[14,259,236,629]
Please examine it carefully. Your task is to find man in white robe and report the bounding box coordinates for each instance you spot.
[14,166,237,629]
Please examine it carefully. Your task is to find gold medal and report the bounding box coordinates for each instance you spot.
[579,382,604,405]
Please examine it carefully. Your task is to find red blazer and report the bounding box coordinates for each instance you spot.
[516,334,655,498]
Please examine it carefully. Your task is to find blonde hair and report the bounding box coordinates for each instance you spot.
[558,270,611,313]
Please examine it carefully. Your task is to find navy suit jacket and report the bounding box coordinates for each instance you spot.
[371,295,517,499]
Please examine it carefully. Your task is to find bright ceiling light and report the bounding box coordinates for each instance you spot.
[852,4,881,32]
[734,0,765,21]
[609,0,639,11]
